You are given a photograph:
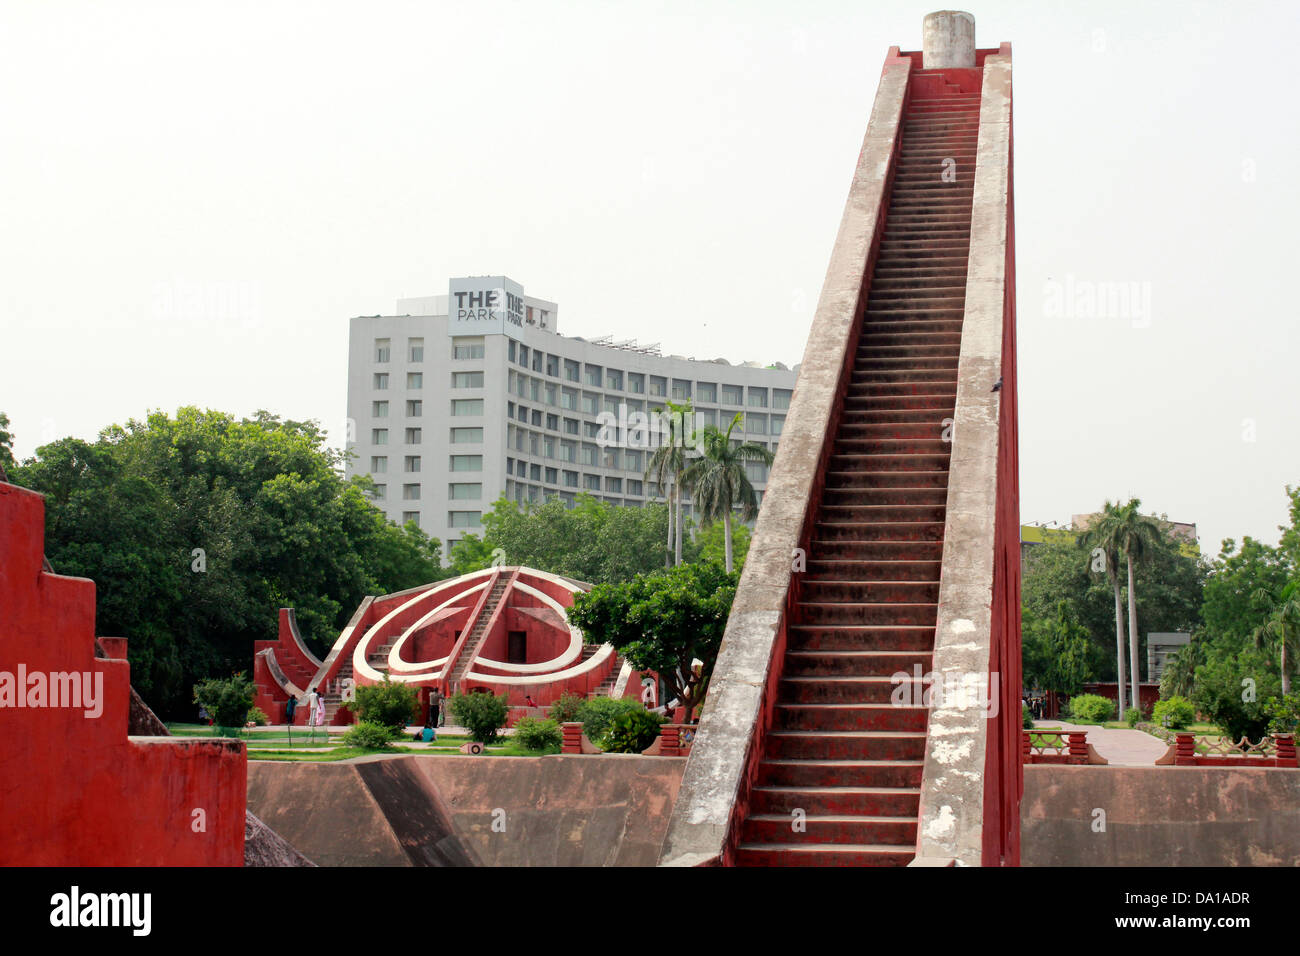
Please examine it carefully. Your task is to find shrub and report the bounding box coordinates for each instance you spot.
[450,692,510,744]
[246,706,269,727]
[1125,705,1142,728]
[1191,649,1278,742]
[548,692,586,725]
[193,672,256,732]
[579,696,643,748]
[352,677,418,732]
[1152,696,1195,730]
[603,708,665,754]
[513,717,562,752]
[341,721,395,750]
[1022,704,1034,729]
[1068,693,1115,724]
[1264,694,1300,736]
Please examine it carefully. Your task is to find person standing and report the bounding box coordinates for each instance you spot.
[429,687,442,729]
[284,695,298,726]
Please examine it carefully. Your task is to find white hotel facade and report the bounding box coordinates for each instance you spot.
[345,276,798,558]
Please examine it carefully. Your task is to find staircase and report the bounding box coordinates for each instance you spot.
[591,651,625,699]
[735,85,979,867]
[322,660,353,724]
[447,576,510,688]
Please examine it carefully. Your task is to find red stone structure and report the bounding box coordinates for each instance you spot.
[0,481,246,865]
[253,566,646,727]
[660,13,1020,867]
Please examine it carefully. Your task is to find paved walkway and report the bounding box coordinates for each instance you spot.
[1034,720,1170,766]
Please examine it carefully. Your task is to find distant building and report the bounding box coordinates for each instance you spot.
[1022,513,1200,561]
[345,275,798,559]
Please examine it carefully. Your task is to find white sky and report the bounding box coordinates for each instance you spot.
[2,0,1297,554]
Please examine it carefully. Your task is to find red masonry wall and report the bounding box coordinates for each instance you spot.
[0,482,246,866]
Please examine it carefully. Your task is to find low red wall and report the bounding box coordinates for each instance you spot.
[0,482,246,865]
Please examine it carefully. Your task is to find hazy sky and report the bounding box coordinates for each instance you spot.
[3,0,1297,555]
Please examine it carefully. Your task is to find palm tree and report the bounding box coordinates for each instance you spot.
[1251,584,1300,695]
[646,399,693,567]
[1079,502,1129,719]
[1112,499,1165,717]
[680,413,774,573]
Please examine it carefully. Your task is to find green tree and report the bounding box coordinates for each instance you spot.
[352,676,418,731]
[478,494,670,584]
[1078,502,1132,717]
[447,532,496,576]
[567,561,738,717]
[1251,582,1300,695]
[646,400,694,567]
[680,413,774,573]
[11,407,444,716]
[1022,601,1093,696]
[0,411,15,475]
[1113,498,1167,715]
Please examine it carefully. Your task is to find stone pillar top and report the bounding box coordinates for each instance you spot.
[922,10,976,69]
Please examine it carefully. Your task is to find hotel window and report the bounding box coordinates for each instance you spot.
[564,359,580,382]
[697,408,717,428]
[450,455,482,472]
[452,399,483,416]
[402,511,420,526]
[449,483,481,500]
[517,404,529,423]
[372,400,388,418]
[509,340,517,362]
[649,375,667,397]
[773,388,792,410]
[581,392,599,415]
[408,337,424,362]
[518,345,529,367]
[605,476,623,493]
[530,410,542,428]
[546,354,560,377]
[603,448,620,469]
[696,382,717,404]
[452,371,484,388]
[672,379,691,400]
[584,364,602,386]
[373,373,389,390]
[560,440,577,463]
[374,338,390,362]
[563,470,579,488]
[530,464,542,481]
[721,384,743,406]
[404,427,422,444]
[529,433,540,455]
[583,420,602,439]
[627,372,645,394]
[625,398,644,414]
[515,375,527,398]
[545,467,558,484]
[625,450,643,472]
[564,417,579,435]
[451,427,483,444]
[771,415,785,436]
[748,388,768,408]
[372,483,386,500]
[402,483,421,500]
[745,462,769,483]
[560,388,577,411]
[584,474,601,491]
[406,400,422,417]
[530,379,541,402]
[372,428,388,445]
[532,350,543,372]
[543,437,556,459]
[404,456,421,473]
[448,511,482,528]
[627,479,643,496]
[370,456,387,473]
[545,383,558,406]
[747,413,767,435]
[603,395,619,415]
[546,413,559,431]
[606,369,623,391]
[514,429,525,451]
[452,337,484,360]
[581,444,597,466]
